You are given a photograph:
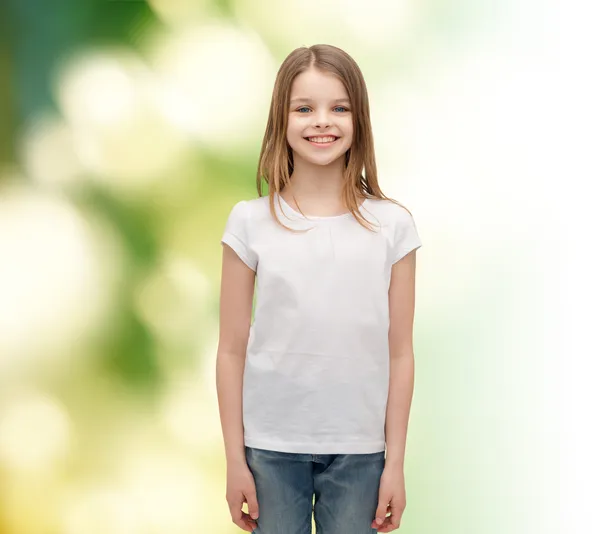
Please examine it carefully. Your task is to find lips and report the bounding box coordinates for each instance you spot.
[303,136,340,143]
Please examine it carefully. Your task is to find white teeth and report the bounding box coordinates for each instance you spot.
[307,136,336,143]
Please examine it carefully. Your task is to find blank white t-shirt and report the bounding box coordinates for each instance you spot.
[220,193,422,454]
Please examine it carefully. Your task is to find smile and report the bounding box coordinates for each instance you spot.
[304,136,339,147]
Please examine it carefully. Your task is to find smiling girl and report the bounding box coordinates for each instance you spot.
[217,44,423,534]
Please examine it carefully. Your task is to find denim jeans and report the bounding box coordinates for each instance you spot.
[245,446,386,534]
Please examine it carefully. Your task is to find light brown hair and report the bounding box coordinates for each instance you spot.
[255,44,410,233]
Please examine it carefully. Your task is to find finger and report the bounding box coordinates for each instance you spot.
[375,516,396,533]
[376,511,402,532]
[232,515,252,532]
[388,502,403,530]
[371,505,391,528]
[241,511,259,532]
[230,506,253,532]
[373,500,389,527]
[246,491,260,520]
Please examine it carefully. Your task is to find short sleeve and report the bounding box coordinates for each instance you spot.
[221,200,258,271]
[392,206,422,263]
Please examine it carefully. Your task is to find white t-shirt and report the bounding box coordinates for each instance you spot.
[220,193,422,454]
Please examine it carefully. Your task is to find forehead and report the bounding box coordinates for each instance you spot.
[289,68,349,101]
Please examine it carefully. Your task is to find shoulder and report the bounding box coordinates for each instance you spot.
[227,196,268,218]
[244,195,270,215]
[237,197,272,227]
[364,197,415,225]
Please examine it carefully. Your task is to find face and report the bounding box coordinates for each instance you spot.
[286,67,353,167]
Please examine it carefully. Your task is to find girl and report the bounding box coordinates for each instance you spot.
[216,44,422,534]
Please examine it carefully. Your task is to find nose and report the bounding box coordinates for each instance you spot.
[313,109,331,129]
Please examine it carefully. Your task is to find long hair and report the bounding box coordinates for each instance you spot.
[255,44,410,233]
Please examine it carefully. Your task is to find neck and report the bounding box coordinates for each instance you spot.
[285,154,346,202]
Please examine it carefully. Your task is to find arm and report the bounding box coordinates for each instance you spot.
[385,249,418,471]
[216,244,256,467]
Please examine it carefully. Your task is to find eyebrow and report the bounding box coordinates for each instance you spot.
[290,97,350,104]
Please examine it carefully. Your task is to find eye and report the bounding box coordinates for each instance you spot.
[294,106,350,113]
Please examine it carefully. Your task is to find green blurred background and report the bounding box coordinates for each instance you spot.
[0,0,588,533]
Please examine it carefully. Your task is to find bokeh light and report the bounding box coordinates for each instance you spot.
[148,22,276,152]
[147,0,214,28]
[21,112,82,187]
[0,183,123,375]
[54,48,191,193]
[0,390,72,473]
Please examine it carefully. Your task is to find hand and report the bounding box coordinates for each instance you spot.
[371,466,406,532]
[226,461,260,532]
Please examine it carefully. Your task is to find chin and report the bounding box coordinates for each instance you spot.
[302,154,341,166]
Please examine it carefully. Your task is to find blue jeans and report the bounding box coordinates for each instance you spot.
[245,446,386,534]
